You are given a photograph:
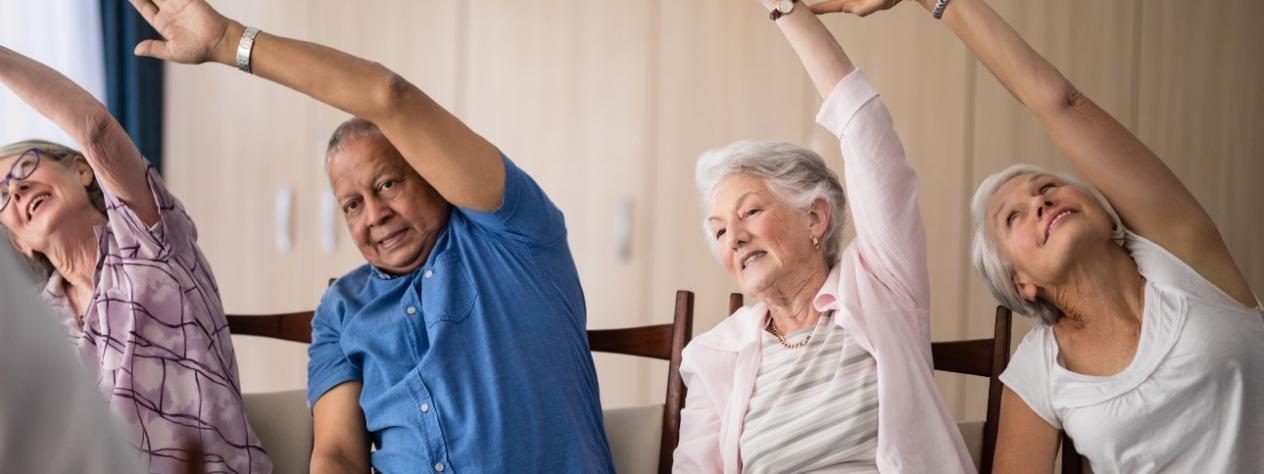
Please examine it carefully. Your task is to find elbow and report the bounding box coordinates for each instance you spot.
[76,107,124,156]
[1029,80,1091,120]
[365,66,424,122]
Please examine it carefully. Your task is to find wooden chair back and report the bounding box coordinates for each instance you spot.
[587,290,695,474]
[727,294,1013,473]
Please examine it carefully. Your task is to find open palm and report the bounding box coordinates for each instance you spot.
[129,0,232,64]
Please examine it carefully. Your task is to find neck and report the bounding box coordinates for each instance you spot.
[1046,242,1146,333]
[761,260,830,334]
[43,210,106,291]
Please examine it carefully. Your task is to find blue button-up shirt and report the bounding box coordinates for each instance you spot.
[307,156,614,473]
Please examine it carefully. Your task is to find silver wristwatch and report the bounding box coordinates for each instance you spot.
[236,26,261,74]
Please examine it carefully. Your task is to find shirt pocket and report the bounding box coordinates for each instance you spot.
[421,252,479,326]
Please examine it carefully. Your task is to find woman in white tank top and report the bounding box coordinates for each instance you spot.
[813,0,1263,472]
[808,0,1264,472]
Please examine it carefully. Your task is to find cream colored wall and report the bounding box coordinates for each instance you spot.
[164,1,1264,419]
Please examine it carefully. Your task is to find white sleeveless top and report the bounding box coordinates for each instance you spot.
[1000,231,1264,473]
[740,312,880,473]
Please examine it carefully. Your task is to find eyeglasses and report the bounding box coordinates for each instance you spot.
[0,149,43,213]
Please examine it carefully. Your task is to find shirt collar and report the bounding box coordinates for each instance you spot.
[811,264,842,314]
[696,264,843,353]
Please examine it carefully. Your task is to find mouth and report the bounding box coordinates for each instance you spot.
[739,250,767,270]
[1044,208,1076,243]
[26,192,50,221]
[376,228,408,250]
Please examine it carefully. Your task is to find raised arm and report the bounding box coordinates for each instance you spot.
[759,0,856,98]
[129,0,503,211]
[912,0,1253,304]
[0,47,157,225]
[765,1,931,311]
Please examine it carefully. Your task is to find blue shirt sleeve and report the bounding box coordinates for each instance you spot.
[458,154,566,247]
[306,294,361,408]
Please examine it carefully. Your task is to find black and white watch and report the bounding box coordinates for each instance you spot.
[769,0,800,21]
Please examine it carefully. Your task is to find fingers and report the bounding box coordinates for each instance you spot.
[809,0,850,15]
[128,0,159,23]
[133,39,169,60]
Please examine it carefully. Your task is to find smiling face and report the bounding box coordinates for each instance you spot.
[706,174,829,296]
[0,150,99,256]
[986,172,1116,299]
[328,136,451,275]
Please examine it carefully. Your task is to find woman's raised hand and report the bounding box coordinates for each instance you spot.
[129,0,236,65]
[808,0,910,17]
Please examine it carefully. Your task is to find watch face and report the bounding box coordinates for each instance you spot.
[777,0,794,14]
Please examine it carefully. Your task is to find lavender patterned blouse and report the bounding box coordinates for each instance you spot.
[42,167,271,473]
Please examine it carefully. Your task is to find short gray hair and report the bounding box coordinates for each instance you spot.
[0,140,107,281]
[695,139,846,265]
[324,118,386,168]
[970,163,1125,325]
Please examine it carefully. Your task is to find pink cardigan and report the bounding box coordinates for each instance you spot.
[673,71,975,474]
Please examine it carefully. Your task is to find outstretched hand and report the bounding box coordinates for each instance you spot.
[129,0,236,65]
[808,0,909,17]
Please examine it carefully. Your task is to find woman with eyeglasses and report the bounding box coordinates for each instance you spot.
[0,46,270,473]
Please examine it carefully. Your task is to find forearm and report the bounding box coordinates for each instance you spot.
[207,22,404,125]
[203,21,502,210]
[762,2,856,99]
[0,47,136,157]
[0,46,154,221]
[917,0,1073,118]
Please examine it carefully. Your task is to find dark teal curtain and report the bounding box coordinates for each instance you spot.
[100,2,164,172]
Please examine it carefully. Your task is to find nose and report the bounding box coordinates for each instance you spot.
[725,223,749,251]
[363,195,394,227]
[3,180,28,203]
[1032,194,1053,219]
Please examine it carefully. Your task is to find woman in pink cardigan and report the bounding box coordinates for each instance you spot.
[673,1,974,472]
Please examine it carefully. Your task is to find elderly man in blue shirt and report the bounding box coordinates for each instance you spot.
[130,1,616,472]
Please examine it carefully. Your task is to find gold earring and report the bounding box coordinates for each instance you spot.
[811,236,820,249]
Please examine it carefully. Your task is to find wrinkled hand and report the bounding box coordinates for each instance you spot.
[129,0,235,64]
[808,0,908,17]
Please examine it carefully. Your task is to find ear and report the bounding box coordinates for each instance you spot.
[1014,278,1040,303]
[806,197,832,240]
[72,156,95,187]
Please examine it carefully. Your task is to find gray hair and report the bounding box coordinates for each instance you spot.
[695,139,846,265]
[970,163,1126,325]
[324,118,386,168]
[0,140,107,281]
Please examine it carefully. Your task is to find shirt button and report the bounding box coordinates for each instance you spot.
[420,402,430,413]
[406,306,417,315]
[423,270,434,279]
[434,462,445,472]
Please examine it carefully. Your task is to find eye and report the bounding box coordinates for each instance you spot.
[342,199,360,214]
[714,228,726,240]
[1005,210,1019,227]
[1039,182,1055,194]
[743,208,761,218]
[378,179,397,191]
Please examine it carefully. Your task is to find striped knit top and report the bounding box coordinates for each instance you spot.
[739,311,880,473]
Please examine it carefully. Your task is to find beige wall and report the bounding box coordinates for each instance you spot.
[164,0,1264,419]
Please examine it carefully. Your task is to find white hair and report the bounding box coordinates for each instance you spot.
[695,139,846,265]
[970,163,1126,325]
[324,118,386,169]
